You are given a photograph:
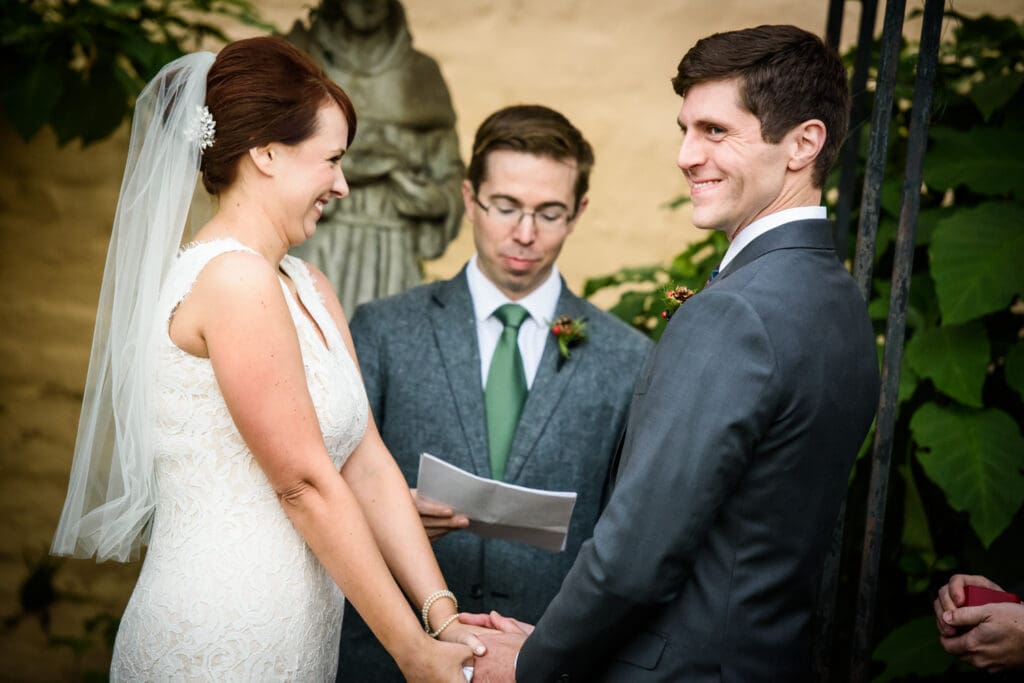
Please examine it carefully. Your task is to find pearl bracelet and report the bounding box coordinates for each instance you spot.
[429,613,461,639]
[421,589,458,637]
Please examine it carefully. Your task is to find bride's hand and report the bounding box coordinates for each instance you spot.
[437,617,496,655]
[399,636,473,683]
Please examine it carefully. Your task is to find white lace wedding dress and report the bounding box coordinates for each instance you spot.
[111,239,368,681]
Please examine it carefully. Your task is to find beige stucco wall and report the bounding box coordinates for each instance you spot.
[2,1,1021,678]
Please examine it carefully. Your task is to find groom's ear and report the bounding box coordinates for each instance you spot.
[786,119,826,174]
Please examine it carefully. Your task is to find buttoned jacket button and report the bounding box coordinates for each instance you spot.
[470,584,483,599]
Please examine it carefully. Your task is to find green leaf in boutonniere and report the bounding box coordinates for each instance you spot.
[661,285,696,321]
[550,315,588,365]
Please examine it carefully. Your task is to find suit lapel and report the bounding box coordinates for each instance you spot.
[504,283,586,482]
[713,219,836,284]
[429,270,491,477]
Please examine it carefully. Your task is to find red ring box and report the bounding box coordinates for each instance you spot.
[963,585,1020,607]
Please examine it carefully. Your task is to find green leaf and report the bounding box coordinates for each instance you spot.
[871,616,953,682]
[1006,343,1024,399]
[871,337,918,404]
[661,195,690,209]
[880,177,903,219]
[608,291,652,326]
[1,58,63,141]
[867,273,938,331]
[868,280,890,321]
[582,274,620,299]
[904,321,989,407]
[898,361,919,405]
[968,71,1024,121]
[930,202,1024,325]
[898,465,936,568]
[924,127,1024,196]
[51,61,131,146]
[617,266,662,283]
[911,404,1024,548]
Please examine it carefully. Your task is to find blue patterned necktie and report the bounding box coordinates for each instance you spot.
[705,266,720,287]
[485,304,529,480]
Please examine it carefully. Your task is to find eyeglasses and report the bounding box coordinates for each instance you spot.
[473,196,575,232]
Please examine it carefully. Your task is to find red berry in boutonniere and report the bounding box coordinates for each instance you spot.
[550,315,588,360]
[661,285,696,320]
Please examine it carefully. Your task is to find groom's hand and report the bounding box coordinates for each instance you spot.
[461,611,530,683]
[410,488,470,541]
[460,610,534,636]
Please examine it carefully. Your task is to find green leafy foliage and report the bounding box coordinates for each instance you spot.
[1,0,274,147]
[897,465,937,595]
[871,616,952,682]
[923,127,1024,196]
[1006,343,1024,399]
[911,404,1024,547]
[861,13,1024,679]
[583,229,726,340]
[929,202,1024,325]
[904,321,989,407]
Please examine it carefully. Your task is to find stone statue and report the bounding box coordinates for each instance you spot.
[286,0,465,313]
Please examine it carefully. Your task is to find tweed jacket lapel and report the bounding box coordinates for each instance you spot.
[710,219,836,287]
[428,269,491,478]
[504,282,587,482]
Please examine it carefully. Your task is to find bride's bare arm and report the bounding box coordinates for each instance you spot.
[306,264,492,652]
[183,252,470,681]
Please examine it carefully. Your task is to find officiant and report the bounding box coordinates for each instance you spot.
[336,104,651,680]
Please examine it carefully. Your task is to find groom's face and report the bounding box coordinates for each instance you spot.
[463,150,586,300]
[676,78,792,240]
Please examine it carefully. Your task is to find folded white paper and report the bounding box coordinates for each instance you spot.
[415,453,578,552]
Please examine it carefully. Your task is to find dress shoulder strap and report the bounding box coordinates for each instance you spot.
[278,254,346,352]
[159,238,259,324]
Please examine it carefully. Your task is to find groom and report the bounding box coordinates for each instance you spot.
[470,25,880,681]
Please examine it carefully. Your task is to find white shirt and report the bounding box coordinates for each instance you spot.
[718,206,827,272]
[466,255,562,389]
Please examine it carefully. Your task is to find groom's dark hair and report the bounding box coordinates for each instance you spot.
[673,24,850,187]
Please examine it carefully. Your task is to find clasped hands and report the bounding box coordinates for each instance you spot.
[458,610,534,682]
[410,489,530,680]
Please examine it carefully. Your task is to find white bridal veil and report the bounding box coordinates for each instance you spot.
[51,51,216,562]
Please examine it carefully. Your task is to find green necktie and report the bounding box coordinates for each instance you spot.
[485,303,529,480]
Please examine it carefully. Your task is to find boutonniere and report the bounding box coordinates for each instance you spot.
[660,285,696,321]
[550,315,588,365]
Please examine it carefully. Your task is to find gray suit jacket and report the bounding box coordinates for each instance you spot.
[337,268,651,681]
[517,220,880,682]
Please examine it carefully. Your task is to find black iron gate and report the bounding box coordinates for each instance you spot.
[814,0,947,679]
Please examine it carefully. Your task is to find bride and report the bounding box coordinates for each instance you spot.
[51,36,484,681]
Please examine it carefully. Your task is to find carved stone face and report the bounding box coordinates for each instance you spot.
[340,0,390,33]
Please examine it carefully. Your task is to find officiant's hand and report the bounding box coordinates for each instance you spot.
[411,488,470,541]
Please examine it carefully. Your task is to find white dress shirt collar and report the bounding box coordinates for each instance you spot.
[466,255,562,327]
[718,206,827,272]
[466,255,562,388]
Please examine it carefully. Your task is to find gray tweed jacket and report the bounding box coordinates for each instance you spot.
[336,267,651,681]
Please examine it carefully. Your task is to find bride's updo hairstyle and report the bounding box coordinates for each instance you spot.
[200,35,357,195]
